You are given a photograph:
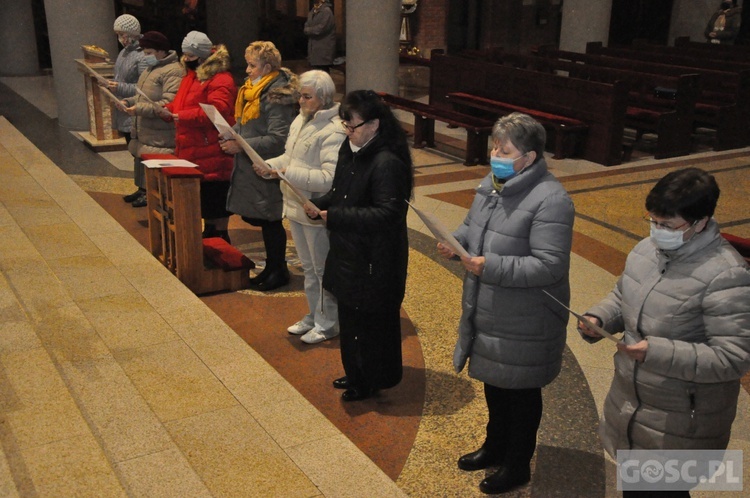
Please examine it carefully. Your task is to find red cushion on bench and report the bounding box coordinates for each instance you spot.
[203,238,255,271]
[722,233,750,258]
[162,167,204,179]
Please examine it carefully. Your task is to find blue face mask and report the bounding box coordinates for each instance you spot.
[490,153,526,180]
[142,54,158,67]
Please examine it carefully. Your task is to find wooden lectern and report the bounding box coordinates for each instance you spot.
[143,154,253,295]
[75,45,127,151]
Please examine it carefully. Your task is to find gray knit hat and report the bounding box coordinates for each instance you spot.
[181,31,213,59]
[113,14,141,36]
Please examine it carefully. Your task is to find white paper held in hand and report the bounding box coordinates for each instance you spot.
[406,201,470,258]
[199,103,320,215]
[135,86,156,104]
[541,290,620,343]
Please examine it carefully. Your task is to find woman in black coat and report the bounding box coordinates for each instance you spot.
[305,90,414,401]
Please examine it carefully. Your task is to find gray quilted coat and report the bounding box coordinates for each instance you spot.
[453,159,575,389]
[586,220,750,457]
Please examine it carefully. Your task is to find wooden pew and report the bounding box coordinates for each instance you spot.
[144,155,253,295]
[674,36,750,57]
[639,37,750,63]
[537,46,750,150]
[430,52,630,166]
[377,92,495,166]
[446,92,589,160]
[451,50,699,159]
[586,41,750,74]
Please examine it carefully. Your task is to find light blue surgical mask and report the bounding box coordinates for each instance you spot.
[142,54,158,67]
[490,153,526,180]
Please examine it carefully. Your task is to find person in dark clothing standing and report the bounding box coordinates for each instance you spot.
[304,0,336,72]
[305,90,414,402]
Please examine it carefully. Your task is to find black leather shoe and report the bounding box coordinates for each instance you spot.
[332,376,350,389]
[252,268,289,291]
[341,387,374,402]
[123,188,144,203]
[479,466,530,495]
[458,447,503,471]
[131,194,147,208]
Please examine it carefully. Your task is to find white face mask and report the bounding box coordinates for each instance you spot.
[650,222,696,251]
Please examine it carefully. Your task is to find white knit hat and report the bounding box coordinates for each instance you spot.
[182,31,213,59]
[113,14,141,36]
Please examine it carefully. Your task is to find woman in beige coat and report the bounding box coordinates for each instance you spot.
[122,31,184,207]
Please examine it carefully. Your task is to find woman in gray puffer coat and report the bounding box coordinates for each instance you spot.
[438,113,575,495]
[580,168,750,495]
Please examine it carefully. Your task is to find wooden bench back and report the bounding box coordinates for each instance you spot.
[429,52,629,166]
[586,42,750,73]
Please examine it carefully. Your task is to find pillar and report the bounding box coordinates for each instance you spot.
[0,0,39,76]
[559,0,613,52]
[206,0,260,72]
[43,0,117,130]
[345,0,401,94]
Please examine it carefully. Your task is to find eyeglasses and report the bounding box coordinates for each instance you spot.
[341,120,370,132]
[643,215,694,232]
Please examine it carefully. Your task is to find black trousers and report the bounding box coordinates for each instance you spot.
[241,217,287,270]
[337,302,402,391]
[483,384,543,469]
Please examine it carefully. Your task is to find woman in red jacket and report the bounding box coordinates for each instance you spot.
[161,31,237,241]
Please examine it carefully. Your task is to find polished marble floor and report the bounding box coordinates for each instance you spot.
[1,69,749,497]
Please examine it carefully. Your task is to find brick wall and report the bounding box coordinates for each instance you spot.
[412,0,448,56]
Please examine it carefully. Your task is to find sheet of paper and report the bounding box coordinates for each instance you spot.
[142,159,200,169]
[199,103,320,215]
[407,201,470,258]
[135,86,156,104]
[81,63,110,86]
[542,290,620,343]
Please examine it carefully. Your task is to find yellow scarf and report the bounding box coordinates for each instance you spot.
[235,71,279,124]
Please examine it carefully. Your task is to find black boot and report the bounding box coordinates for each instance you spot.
[458,447,503,471]
[123,188,144,203]
[479,465,530,494]
[252,266,289,291]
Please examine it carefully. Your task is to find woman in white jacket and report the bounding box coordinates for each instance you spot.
[264,70,346,344]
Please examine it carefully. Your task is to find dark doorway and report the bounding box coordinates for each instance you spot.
[446,0,482,53]
[609,0,674,46]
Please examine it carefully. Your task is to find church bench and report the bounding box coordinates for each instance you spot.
[377,92,495,166]
[445,92,588,160]
[429,52,629,166]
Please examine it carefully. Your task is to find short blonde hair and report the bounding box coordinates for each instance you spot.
[245,41,282,71]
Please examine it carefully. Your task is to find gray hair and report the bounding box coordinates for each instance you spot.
[491,112,546,157]
[299,70,336,108]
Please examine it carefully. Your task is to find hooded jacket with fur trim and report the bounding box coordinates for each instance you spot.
[165,45,237,181]
[226,68,298,221]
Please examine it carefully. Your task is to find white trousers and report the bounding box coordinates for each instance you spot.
[289,220,338,332]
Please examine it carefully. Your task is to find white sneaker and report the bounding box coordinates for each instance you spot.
[287,320,314,335]
[300,327,339,344]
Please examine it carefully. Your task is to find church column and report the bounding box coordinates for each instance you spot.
[559,0,613,53]
[43,0,117,129]
[345,0,401,94]
[0,0,39,76]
